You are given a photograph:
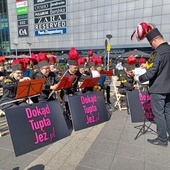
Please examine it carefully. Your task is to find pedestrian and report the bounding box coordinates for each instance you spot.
[131,21,170,146]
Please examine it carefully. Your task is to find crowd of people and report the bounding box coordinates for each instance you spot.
[0,48,112,119]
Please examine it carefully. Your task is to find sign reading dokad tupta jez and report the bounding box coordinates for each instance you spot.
[5,100,71,157]
[68,92,109,131]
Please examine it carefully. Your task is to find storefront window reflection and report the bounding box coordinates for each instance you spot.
[0,0,10,56]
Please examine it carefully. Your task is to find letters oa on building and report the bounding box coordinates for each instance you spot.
[16,0,29,37]
[33,0,67,36]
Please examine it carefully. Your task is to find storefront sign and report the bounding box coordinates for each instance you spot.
[50,6,66,15]
[18,19,28,26]
[33,0,67,36]
[34,14,66,24]
[35,21,66,30]
[34,10,50,17]
[18,26,29,37]
[35,27,66,36]
[16,7,28,15]
[16,1,28,8]
[34,0,49,5]
[17,14,28,20]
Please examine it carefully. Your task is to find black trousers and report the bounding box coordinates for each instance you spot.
[151,93,170,141]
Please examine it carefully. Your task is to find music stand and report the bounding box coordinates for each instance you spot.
[56,75,76,90]
[126,89,157,140]
[48,75,76,99]
[80,77,100,88]
[134,117,156,140]
[100,71,113,76]
[16,78,45,99]
[0,78,45,106]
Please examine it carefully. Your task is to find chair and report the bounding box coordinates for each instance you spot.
[113,80,127,111]
[0,117,9,137]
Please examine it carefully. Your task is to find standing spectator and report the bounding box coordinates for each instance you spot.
[115,59,123,76]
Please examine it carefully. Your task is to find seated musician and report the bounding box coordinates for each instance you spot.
[0,62,30,111]
[35,59,59,103]
[84,61,96,92]
[77,57,91,93]
[118,65,135,95]
[96,62,112,104]
[49,56,58,74]
[29,58,39,79]
[134,57,149,88]
[62,48,80,96]
[60,48,80,120]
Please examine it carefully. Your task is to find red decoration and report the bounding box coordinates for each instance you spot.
[126,55,136,65]
[49,56,57,63]
[138,57,146,64]
[12,59,27,72]
[88,49,93,57]
[77,57,85,65]
[131,21,155,41]
[0,56,6,63]
[68,47,79,60]
[37,52,48,62]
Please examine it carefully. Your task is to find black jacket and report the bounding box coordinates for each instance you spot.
[139,42,170,94]
[35,71,59,101]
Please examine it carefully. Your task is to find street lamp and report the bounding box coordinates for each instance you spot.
[104,39,108,70]
[106,34,112,70]
[27,42,32,58]
[13,43,18,59]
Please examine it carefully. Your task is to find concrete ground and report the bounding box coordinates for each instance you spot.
[0,106,170,170]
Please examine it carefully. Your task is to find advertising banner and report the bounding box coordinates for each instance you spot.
[5,100,71,156]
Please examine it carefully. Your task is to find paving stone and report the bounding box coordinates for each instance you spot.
[79,150,114,170]
[110,155,145,170]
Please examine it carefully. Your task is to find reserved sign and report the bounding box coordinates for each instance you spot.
[5,100,71,157]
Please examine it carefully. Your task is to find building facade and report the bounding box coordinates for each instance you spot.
[0,0,10,55]
[4,0,170,55]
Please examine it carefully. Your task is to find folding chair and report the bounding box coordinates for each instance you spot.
[113,81,127,111]
[0,114,9,137]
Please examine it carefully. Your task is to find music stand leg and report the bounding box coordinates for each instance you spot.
[134,119,157,140]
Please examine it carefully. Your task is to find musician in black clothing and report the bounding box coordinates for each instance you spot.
[35,60,59,102]
[0,64,30,111]
[118,65,135,95]
[63,59,81,95]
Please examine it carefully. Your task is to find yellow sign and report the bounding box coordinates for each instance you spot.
[107,43,111,51]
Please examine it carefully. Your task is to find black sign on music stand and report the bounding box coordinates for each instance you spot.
[126,89,144,123]
[68,92,109,131]
[126,89,156,140]
[5,100,71,157]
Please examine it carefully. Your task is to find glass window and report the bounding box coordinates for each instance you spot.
[0,0,9,56]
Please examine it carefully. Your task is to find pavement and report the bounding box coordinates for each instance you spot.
[1,104,170,170]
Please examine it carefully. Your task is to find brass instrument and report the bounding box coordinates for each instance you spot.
[93,85,101,92]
